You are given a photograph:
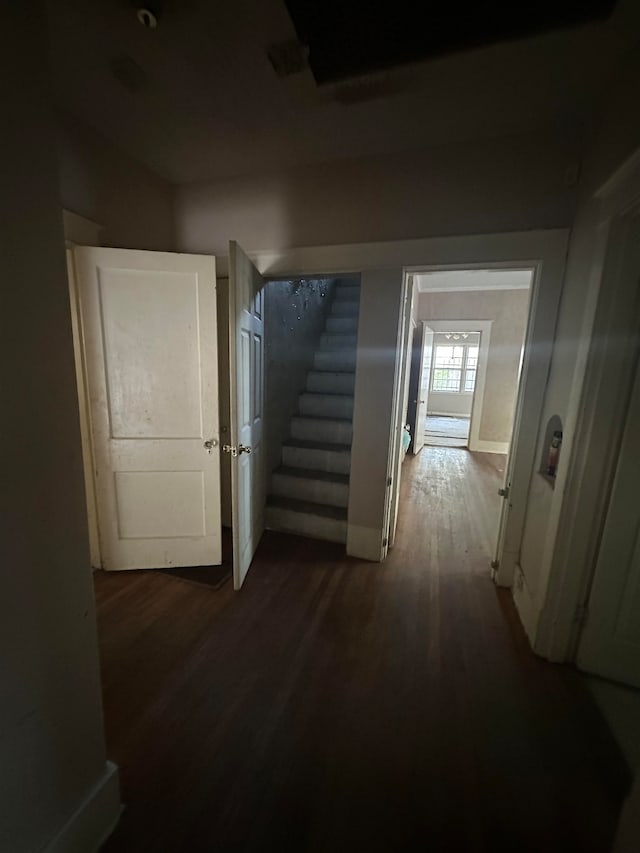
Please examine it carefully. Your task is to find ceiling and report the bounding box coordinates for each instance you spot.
[45,0,640,184]
[416,270,532,292]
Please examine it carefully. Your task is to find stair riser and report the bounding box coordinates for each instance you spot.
[307,372,355,395]
[265,506,347,544]
[331,301,360,316]
[320,333,358,349]
[314,351,356,372]
[334,287,360,301]
[291,418,353,444]
[271,474,349,508]
[299,394,354,419]
[282,445,351,475]
[326,317,358,333]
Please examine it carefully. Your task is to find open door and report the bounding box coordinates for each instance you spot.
[74,247,221,571]
[411,323,433,454]
[406,325,420,452]
[228,242,266,589]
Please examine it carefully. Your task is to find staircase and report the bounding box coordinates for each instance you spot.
[265,281,360,543]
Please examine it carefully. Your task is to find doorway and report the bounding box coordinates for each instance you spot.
[424,331,479,448]
[397,267,533,567]
[218,272,362,552]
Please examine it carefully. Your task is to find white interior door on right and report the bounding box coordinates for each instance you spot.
[228,241,266,589]
[577,358,640,687]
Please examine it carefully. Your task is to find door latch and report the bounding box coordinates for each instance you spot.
[222,444,252,457]
[498,486,510,499]
[203,438,218,454]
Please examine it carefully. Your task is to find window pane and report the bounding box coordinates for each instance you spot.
[466,346,479,370]
[432,368,462,391]
[434,345,463,369]
[464,369,477,392]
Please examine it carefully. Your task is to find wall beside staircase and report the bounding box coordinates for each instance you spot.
[265,277,339,474]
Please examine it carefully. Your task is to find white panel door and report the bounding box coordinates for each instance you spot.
[74,247,221,570]
[577,360,640,687]
[414,325,434,455]
[228,242,265,589]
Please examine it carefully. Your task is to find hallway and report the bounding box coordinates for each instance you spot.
[97,448,627,852]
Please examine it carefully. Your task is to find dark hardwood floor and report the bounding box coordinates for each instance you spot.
[97,448,627,852]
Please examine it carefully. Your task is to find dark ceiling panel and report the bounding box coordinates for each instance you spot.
[284,0,618,84]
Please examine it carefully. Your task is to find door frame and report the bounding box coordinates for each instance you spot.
[386,273,415,552]
[417,319,495,452]
[63,210,104,569]
[534,148,640,662]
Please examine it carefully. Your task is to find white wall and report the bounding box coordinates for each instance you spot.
[347,269,404,561]
[57,112,176,252]
[175,132,578,255]
[428,391,473,417]
[417,289,529,444]
[1,4,119,851]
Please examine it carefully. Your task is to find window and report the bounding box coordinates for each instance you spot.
[431,342,479,393]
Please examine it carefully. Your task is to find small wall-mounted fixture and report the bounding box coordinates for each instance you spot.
[136,3,162,29]
[540,415,563,487]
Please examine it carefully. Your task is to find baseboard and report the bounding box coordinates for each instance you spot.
[45,761,121,853]
[512,565,539,647]
[346,523,384,561]
[471,440,509,454]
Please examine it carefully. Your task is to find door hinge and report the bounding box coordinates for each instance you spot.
[387,477,392,487]
[382,538,388,547]
[491,559,500,570]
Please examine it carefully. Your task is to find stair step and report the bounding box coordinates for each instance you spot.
[307,371,355,395]
[320,333,358,349]
[334,285,360,301]
[331,300,360,316]
[282,439,351,475]
[314,350,357,372]
[299,392,354,419]
[326,317,358,333]
[265,496,347,544]
[271,466,350,508]
[291,415,353,444]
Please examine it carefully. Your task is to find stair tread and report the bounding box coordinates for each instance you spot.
[274,466,349,484]
[283,439,351,452]
[266,495,348,520]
